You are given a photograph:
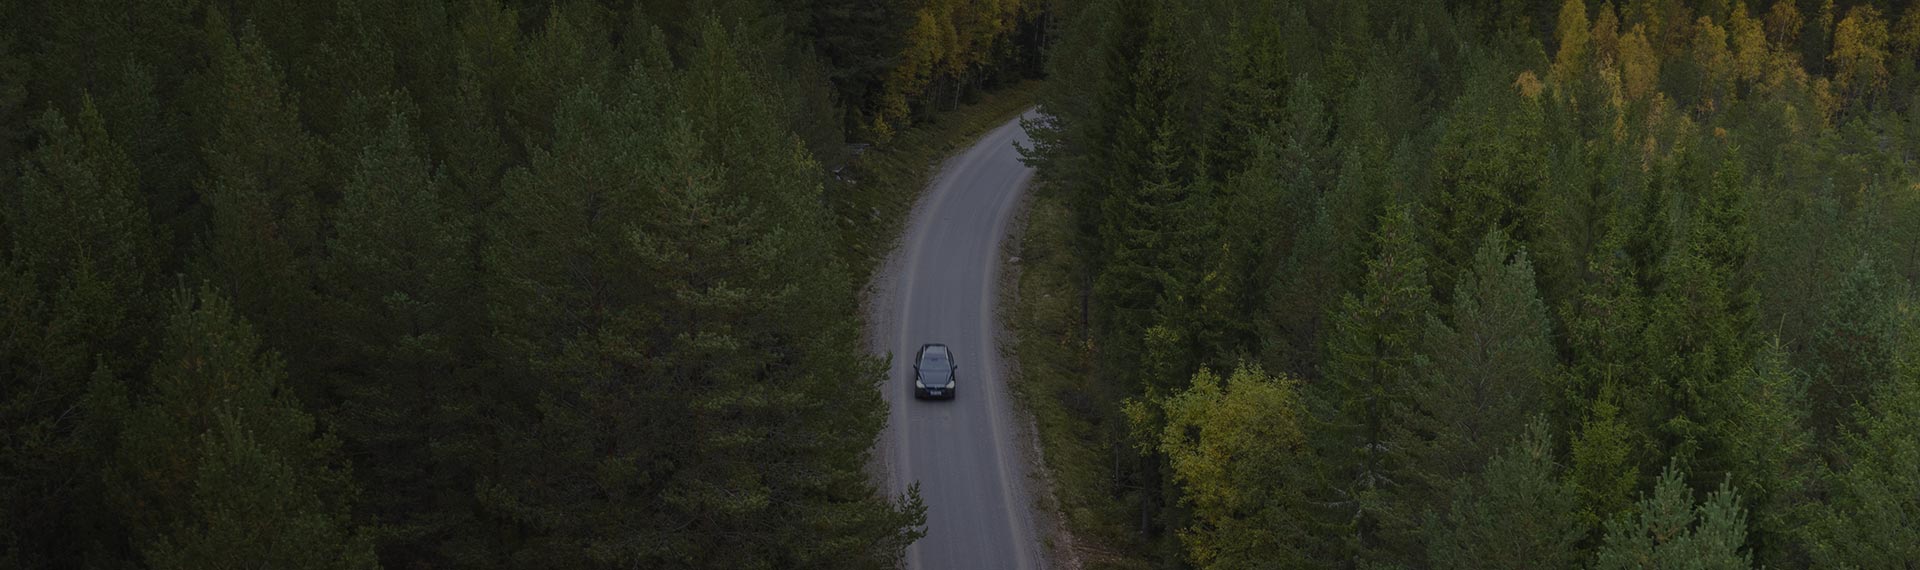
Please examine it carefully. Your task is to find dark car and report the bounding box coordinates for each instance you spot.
[913,343,958,400]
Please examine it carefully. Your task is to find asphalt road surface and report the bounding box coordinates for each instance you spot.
[871,113,1045,570]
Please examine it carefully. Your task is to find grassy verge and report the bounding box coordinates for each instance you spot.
[832,80,1044,284]
[1007,187,1153,569]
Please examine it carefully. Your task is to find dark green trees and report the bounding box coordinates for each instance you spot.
[1403,231,1561,495]
[1807,324,1920,567]
[479,23,919,568]
[1595,464,1752,570]
[4,0,971,566]
[194,22,330,383]
[102,286,375,570]
[0,101,159,568]
[1315,205,1434,564]
[319,110,480,563]
[1025,0,1920,568]
[1426,423,1585,570]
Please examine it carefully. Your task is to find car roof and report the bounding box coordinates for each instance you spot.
[920,344,949,359]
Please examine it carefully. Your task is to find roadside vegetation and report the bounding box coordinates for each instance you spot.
[840,80,1044,283]
[1024,0,1920,568]
[1010,187,1154,569]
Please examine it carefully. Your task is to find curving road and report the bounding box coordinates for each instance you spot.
[870,113,1045,570]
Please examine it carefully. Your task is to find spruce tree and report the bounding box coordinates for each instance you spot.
[1703,341,1817,567]
[193,19,329,391]
[1399,230,1561,504]
[1595,462,1752,570]
[1426,422,1585,570]
[320,109,479,566]
[1314,204,1435,566]
[1806,321,1920,568]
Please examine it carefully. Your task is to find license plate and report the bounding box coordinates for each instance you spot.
[929,390,943,396]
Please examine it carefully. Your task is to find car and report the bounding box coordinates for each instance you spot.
[913,343,958,400]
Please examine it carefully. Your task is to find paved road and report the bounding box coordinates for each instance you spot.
[871,113,1044,570]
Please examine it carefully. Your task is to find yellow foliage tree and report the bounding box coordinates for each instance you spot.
[1621,24,1661,102]
[1764,0,1803,50]
[1894,4,1920,64]
[873,0,1040,138]
[1141,365,1311,569]
[1729,1,1769,84]
[1692,16,1735,109]
[1593,1,1623,64]
[1552,0,1593,87]
[1831,5,1890,103]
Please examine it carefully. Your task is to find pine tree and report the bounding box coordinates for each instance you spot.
[1703,340,1817,567]
[1314,204,1435,566]
[193,19,329,391]
[1594,462,1752,570]
[0,100,159,568]
[480,20,920,567]
[1806,254,1901,438]
[1426,422,1585,570]
[1806,320,1920,568]
[104,286,374,570]
[1427,65,1550,299]
[320,109,479,566]
[1571,383,1643,531]
[1400,230,1561,504]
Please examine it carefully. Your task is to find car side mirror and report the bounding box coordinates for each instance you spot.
[912,365,919,373]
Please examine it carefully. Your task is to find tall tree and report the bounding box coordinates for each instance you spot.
[1314,204,1436,566]
[1399,230,1561,504]
[1703,341,1817,567]
[1806,321,1920,568]
[319,109,480,566]
[101,286,375,570]
[192,18,330,391]
[1594,462,1752,570]
[0,100,160,569]
[1426,422,1586,570]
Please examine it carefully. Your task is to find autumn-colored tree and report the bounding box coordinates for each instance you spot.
[1141,365,1316,569]
[1830,5,1890,105]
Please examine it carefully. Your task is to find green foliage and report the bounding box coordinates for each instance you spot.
[1396,230,1563,517]
[192,20,330,385]
[1426,422,1586,570]
[105,286,375,569]
[1571,384,1644,529]
[1806,322,1920,568]
[1315,204,1436,564]
[0,100,159,568]
[319,109,481,563]
[1594,462,1752,570]
[1701,341,1817,566]
[3,0,998,566]
[478,21,920,567]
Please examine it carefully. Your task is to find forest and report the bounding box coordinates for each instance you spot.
[1023,0,1920,568]
[5,0,1920,568]
[0,0,1045,568]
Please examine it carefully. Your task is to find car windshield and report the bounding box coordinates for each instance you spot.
[919,349,952,383]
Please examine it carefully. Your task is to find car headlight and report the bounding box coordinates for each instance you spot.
[915,380,925,388]
[945,380,955,389]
